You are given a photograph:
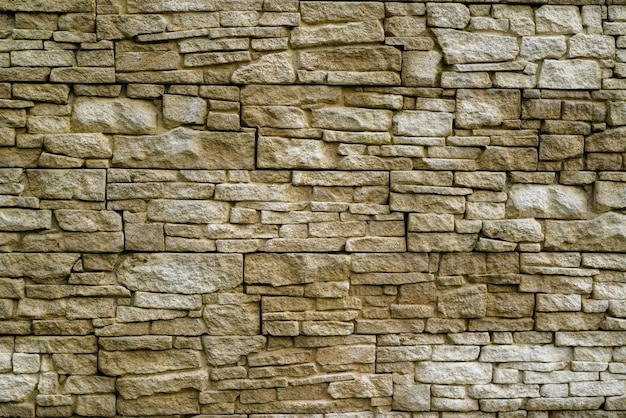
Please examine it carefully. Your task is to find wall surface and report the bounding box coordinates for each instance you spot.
[2,0,626,416]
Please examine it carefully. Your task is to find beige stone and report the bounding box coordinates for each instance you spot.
[72,98,157,135]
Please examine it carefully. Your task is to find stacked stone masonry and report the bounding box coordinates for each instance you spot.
[5,0,626,416]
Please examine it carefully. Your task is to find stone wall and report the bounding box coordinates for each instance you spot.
[2,0,626,416]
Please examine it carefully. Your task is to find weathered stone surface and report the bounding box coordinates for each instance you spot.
[246,254,349,286]
[232,52,296,84]
[147,200,229,224]
[438,285,487,318]
[96,15,167,40]
[113,127,255,169]
[203,336,266,366]
[301,2,384,24]
[117,254,243,294]
[328,374,392,399]
[27,169,106,201]
[520,36,567,61]
[428,3,471,29]
[0,253,79,281]
[545,212,626,251]
[595,181,626,211]
[72,98,157,135]
[482,219,544,242]
[415,362,492,384]
[0,209,51,231]
[12,84,70,105]
[258,137,338,169]
[163,95,207,126]
[434,29,519,64]
[0,375,38,402]
[535,5,583,34]
[538,60,601,90]
[506,184,588,219]
[117,51,180,72]
[456,89,521,129]
[299,46,401,72]
[312,108,392,132]
[55,210,122,232]
[290,21,384,48]
[98,349,202,376]
[393,111,453,137]
[242,106,307,129]
[117,369,209,400]
[44,134,111,159]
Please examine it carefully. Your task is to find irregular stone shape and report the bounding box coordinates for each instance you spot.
[44,133,111,159]
[27,169,105,201]
[72,98,157,135]
[245,253,350,286]
[545,212,626,252]
[163,95,207,125]
[203,336,266,366]
[147,200,229,224]
[258,137,338,169]
[586,127,626,152]
[427,3,470,29]
[312,107,392,132]
[12,83,70,104]
[438,285,487,318]
[535,5,583,34]
[538,60,601,90]
[96,15,167,40]
[232,51,296,84]
[328,375,393,399]
[433,29,519,64]
[520,36,567,61]
[402,51,442,87]
[112,127,255,169]
[506,184,588,219]
[456,89,521,129]
[539,135,584,161]
[300,2,384,24]
[117,253,243,294]
[393,384,430,412]
[98,349,202,375]
[241,85,341,106]
[290,20,384,48]
[55,210,122,232]
[478,147,537,171]
[0,253,79,281]
[0,209,51,231]
[0,375,38,402]
[482,219,544,242]
[595,181,626,211]
[393,110,453,137]
[242,106,307,129]
[415,362,492,384]
[117,369,208,400]
[298,46,401,72]
[569,34,615,59]
[116,51,180,72]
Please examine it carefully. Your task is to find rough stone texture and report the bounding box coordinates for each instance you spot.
[1,1,626,416]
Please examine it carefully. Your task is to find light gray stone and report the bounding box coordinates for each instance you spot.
[163,95,207,126]
[538,60,601,89]
[393,111,453,137]
[55,210,122,232]
[506,184,588,219]
[392,384,430,411]
[72,98,157,135]
[117,253,243,294]
[0,253,79,281]
[27,169,106,201]
[569,34,615,58]
[438,285,487,318]
[595,181,626,211]
[0,209,50,231]
[480,345,570,362]
[0,375,38,402]
[301,2,384,24]
[535,5,583,34]
[427,3,470,29]
[258,137,338,169]
[415,362,492,384]
[520,36,567,61]
[434,29,519,64]
[112,127,255,169]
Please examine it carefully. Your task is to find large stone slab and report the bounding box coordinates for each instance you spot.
[290,20,384,48]
[438,285,487,318]
[433,29,519,64]
[202,336,266,366]
[298,46,401,72]
[117,253,243,294]
[393,111,453,137]
[545,212,626,252]
[232,52,296,84]
[147,200,229,224]
[27,169,106,201]
[301,2,385,24]
[506,184,588,219]
[595,181,626,211]
[0,0,94,12]
[258,137,338,169]
[245,253,350,286]
[0,375,38,402]
[482,219,544,242]
[0,253,79,281]
[72,98,157,135]
[44,133,111,159]
[99,349,202,375]
[96,15,167,40]
[0,209,51,231]
[117,369,208,400]
[415,362,492,384]
[538,60,601,90]
[312,107,392,132]
[112,127,255,169]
